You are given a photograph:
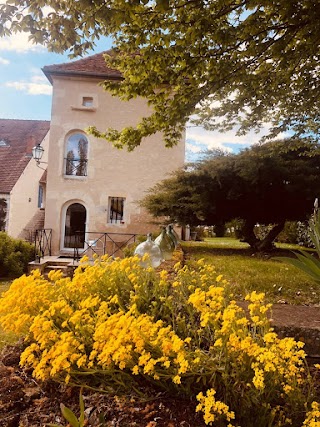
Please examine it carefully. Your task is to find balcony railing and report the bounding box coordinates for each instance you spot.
[65,158,88,176]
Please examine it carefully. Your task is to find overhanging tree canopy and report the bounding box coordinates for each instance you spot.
[142,140,320,250]
[1,1,320,149]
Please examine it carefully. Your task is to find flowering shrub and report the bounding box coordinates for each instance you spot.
[0,256,317,426]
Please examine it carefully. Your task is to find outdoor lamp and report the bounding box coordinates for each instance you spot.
[32,144,45,164]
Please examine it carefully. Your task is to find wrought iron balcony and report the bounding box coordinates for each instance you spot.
[65,158,88,176]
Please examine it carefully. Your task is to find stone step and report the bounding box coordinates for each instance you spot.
[45,265,69,271]
[43,264,73,279]
[44,260,72,267]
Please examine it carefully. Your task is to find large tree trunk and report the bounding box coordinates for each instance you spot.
[256,221,285,251]
[241,220,285,252]
[241,219,259,249]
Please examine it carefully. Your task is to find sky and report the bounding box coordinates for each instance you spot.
[0,31,273,161]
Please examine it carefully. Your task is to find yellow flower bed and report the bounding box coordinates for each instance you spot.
[0,256,318,426]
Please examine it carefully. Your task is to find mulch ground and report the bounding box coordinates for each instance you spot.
[0,345,206,427]
[1,344,319,427]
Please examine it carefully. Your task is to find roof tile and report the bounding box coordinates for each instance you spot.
[42,50,122,83]
[0,119,50,193]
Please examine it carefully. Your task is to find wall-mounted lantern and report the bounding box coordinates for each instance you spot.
[32,144,47,169]
[32,144,45,164]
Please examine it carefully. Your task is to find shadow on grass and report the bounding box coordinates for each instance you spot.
[181,242,303,259]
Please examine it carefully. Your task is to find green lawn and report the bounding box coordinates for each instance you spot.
[0,280,10,294]
[182,238,320,305]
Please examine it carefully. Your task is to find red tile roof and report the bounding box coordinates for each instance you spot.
[0,119,50,193]
[42,50,122,83]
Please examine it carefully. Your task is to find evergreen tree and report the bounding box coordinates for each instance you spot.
[142,140,320,251]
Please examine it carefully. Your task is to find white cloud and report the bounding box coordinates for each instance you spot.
[186,124,289,153]
[31,75,48,84]
[0,57,9,65]
[186,142,203,154]
[42,6,55,16]
[0,33,45,53]
[5,74,52,95]
[0,5,54,53]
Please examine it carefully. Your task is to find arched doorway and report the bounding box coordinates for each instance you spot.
[63,203,86,249]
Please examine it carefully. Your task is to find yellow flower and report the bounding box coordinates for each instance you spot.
[173,375,181,384]
[132,365,139,375]
[303,401,320,426]
[196,389,235,425]
[159,270,168,281]
[252,367,265,390]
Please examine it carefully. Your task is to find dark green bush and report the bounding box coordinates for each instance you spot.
[276,221,299,244]
[213,223,226,237]
[0,232,34,278]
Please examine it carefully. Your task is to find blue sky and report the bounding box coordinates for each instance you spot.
[0,32,275,160]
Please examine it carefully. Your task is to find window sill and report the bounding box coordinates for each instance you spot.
[63,175,88,181]
[71,106,96,112]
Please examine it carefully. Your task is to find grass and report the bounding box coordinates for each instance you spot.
[0,279,10,294]
[182,238,320,305]
[0,279,17,350]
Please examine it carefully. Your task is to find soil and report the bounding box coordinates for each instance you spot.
[1,344,319,427]
[0,345,206,427]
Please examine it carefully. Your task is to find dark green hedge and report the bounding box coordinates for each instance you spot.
[0,232,34,278]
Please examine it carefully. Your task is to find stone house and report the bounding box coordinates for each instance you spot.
[0,119,50,240]
[2,52,185,258]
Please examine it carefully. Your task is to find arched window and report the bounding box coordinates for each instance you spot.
[65,133,88,176]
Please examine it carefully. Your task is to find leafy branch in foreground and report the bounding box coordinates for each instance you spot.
[2,1,320,148]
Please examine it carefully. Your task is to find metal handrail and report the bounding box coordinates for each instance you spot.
[34,228,52,261]
[73,231,138,262]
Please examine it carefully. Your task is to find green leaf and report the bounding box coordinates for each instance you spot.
[60,403,80,427]
[156,0,169,11]
[274,255,320,283]
[3,0,320,146]
[79,390,85,425]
